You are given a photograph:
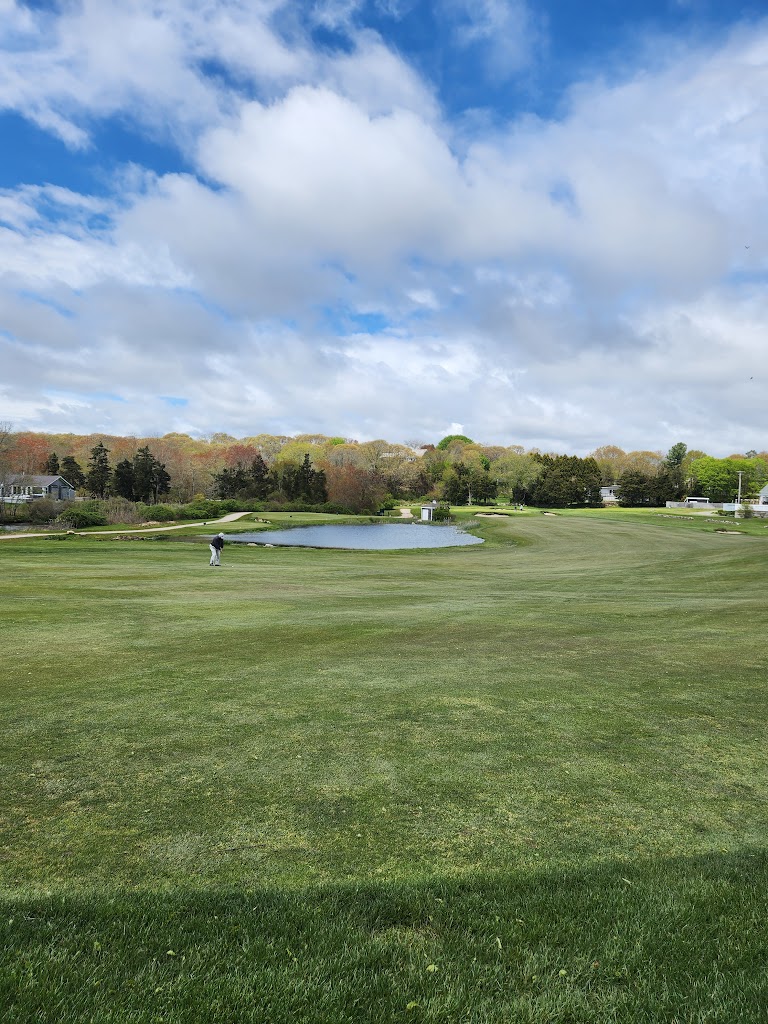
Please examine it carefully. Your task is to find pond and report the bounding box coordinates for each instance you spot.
[225,523,484,550]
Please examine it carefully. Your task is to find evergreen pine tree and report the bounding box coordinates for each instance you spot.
[152,461,171,502]
[113,459,136,500]
[309,467,328,504]
[60,456,86,489]
[85,443,112,499]
[248,453,270,499]
[132,447,156,503]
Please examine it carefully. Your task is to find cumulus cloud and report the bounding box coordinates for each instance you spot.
[1,5,767,453]
[197,87,460,274]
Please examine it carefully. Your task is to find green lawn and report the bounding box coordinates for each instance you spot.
[2,513,767,1022]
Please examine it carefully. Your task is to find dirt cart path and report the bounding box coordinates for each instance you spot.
[0,510,254,541]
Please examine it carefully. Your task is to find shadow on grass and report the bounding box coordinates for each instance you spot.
[2,850,766,1023]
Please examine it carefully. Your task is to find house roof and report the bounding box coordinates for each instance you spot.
[8,474,74,487]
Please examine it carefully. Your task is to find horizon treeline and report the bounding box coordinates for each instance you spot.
[1,426,767,510]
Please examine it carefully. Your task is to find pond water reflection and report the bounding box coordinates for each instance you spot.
[226,523,483,550]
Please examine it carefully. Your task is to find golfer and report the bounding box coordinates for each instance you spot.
[209,532,225,566]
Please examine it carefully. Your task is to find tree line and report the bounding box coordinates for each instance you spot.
[1,423,766,513]
[41,443,171,503]
[212,453,328,505]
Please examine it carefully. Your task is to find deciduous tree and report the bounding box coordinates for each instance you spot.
[11,432,49,474]
[492,450,542,502]
[690,456,766,502]
[436,434,474,450]
[589,445,628,484]
[325,464,386,513]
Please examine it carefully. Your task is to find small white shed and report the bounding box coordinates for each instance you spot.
[421,501,438,521]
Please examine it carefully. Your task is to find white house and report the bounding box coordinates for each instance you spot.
[0,474,76,503]
[600,484,620,503]
[721,483,768,517]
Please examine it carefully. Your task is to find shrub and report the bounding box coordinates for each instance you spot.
[58,502,108,528]
[320,502,355,515]
[136,503,179,522]
[102,497,143,525]
[26,499,62,524]
[182,499,222,520]
[261,500,355,515]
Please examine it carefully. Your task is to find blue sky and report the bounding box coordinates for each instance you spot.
[1,0,766,453]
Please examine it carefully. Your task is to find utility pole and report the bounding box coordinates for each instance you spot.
[736,470,744,518]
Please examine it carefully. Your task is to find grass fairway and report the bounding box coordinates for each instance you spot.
[1,514,767,1022]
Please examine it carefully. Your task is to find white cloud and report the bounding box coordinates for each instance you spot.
[196,86,461,273]
[0,222,190,292]
[0,1,306,148]
[0,1,435,151]
[322,33,439,120]
[406,288,440,309]
[310,0,364,31]
[1,9,768,453]
[0,0,33,33]
[443,0,542,79]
